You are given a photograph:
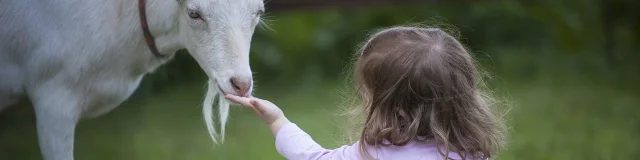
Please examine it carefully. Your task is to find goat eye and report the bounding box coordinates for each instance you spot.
[188,11,201,19]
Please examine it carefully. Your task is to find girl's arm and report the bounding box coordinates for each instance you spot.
[225,95,362,160]
[275,122,361,160]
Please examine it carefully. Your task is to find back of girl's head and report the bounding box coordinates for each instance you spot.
[350,26,504,159]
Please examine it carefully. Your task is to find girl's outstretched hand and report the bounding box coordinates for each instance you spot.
[225,95,290,136]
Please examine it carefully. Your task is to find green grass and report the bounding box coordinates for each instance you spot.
[0,82,346,160]
[498,81,640,160]
[1,69,639,160]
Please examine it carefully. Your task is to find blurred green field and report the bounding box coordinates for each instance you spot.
[1,54,639,160]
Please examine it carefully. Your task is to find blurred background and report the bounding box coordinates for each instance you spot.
[1,0,639,159]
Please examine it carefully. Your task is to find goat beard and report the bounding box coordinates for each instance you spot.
[203,79,230,145]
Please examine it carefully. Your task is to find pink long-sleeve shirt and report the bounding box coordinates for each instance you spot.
[275,122,471,160]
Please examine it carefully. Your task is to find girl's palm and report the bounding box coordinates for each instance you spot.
[225,95,285,125]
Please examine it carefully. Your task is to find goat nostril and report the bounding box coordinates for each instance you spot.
[230,77,252,96]
[231,79,240,90]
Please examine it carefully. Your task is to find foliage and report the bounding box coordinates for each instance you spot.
[136,0,638,97]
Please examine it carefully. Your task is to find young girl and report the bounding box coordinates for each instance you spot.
[226,26,504,160]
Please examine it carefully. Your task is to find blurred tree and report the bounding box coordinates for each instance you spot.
[130,0,639,100]
[602,0,639,67]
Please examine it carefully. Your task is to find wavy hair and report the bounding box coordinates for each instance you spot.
[343,26,506,160]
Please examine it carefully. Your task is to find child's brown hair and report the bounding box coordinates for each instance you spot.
[345,26,505,159]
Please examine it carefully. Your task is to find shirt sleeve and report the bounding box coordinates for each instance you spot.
[275,122,361,160]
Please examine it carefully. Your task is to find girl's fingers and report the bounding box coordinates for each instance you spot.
[250,99,268,115]
[226,95,264,117]
[247,105,262,117]
[250,98,270,114]
[225,95,253,108]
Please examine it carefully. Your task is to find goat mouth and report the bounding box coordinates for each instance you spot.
[216,84,227,95]
[214,80,248,97]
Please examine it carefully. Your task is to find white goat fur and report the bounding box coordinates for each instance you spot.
[0,0,262,159]
[203,80,231,144]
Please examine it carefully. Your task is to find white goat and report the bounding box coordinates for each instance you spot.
[0,0,264,159]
